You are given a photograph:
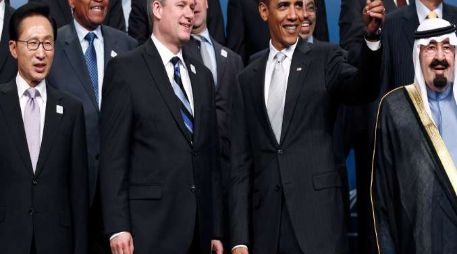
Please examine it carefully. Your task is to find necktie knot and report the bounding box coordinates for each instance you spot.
[171,56,181,67]
[24,87,40,100]
[85,32,97,44]
[275,52,286,64]
[427,11,438,19]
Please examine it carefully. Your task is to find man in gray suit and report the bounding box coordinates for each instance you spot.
[46,0,136,253]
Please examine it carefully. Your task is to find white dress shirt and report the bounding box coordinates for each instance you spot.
[0,0,5,43]
[17,74,47,142]
[151,33,195,114]
[74,20,105,108]
[416,0,443,22]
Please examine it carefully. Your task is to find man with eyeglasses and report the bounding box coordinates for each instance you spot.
[372,18,457,254]
[0,2,89,253]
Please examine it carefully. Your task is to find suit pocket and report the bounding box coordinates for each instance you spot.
[0,207,5,223]
[129,185,162,200]
[312,171,343,190]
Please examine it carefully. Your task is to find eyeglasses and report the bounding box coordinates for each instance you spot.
[16,39,54,51]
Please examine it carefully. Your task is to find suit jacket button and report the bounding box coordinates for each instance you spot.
[28,208,34,215]
[190,185,197,193]
[32,179,38,185]
[277,149,283,154]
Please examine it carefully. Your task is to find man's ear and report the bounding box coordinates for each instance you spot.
[258,2,269,22]
[152,0,163,20]
[9,40,18,60]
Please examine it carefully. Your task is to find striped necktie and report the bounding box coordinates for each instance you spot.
[170,57,194,136]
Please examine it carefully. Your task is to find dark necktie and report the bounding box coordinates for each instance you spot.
[170,57,194,135]
[84,32,99,106]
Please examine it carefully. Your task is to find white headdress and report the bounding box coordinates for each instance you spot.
[413,18,457,120]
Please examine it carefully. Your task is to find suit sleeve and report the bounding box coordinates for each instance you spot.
[207,0,226,45]
[339,0,365,65]
[71,103,89,254]
[372,100,398,254]
[99,57,133,235]
[228,74,252,248]
[226,0,246,60]
[128,0,150,45]
[325,42,382,105]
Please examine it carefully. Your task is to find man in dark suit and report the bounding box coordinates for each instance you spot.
[99,0,223,253]
[46,0,136,253]
[0,0,16,83]
[226,0,328,63]
[128,0,225,45]
[184,0,243,248]
[0,3,88,253]
[228,0,385,253]
[29,0,126,31]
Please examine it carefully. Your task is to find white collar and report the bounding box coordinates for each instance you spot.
[73,19,103,44]
[194,28,212,46]
[416,0,443,22]
[151,33,185,68]
[16,73,47,102]
[267,38,299,63]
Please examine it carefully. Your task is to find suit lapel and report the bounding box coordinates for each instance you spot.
[443,3,457,24]
[142,40,193,143]
[35,86,63,176]
[401,5,420,49]
[0,81,34,174]
[102,26,118,70]
[280,40,311,142]
[212,39,227,91]
[249,52,279,145]
[63,25,99,110]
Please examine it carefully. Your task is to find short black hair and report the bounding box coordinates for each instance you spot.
[9,2,57,41]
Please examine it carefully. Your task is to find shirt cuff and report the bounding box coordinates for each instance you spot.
[109,231,129,241]
[232,245,248,251]
[365,39,381,51]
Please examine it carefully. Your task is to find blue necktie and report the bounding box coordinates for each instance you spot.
[428,85,457,164]
[84,32,99,105]
[170,57,193,135]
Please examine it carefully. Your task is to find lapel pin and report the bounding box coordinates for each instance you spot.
[111,50,117,58]
[221,49,228,58]
[297,67,302,71]
[56,105,64,114]
[190,64,196,74]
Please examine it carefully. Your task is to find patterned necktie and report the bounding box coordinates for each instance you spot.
[426,11,438,19]
[23,88,41,172]
[267,52,287,143]
[193,35,217,86]
[170,57,194,135]
[84,32,99,106]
